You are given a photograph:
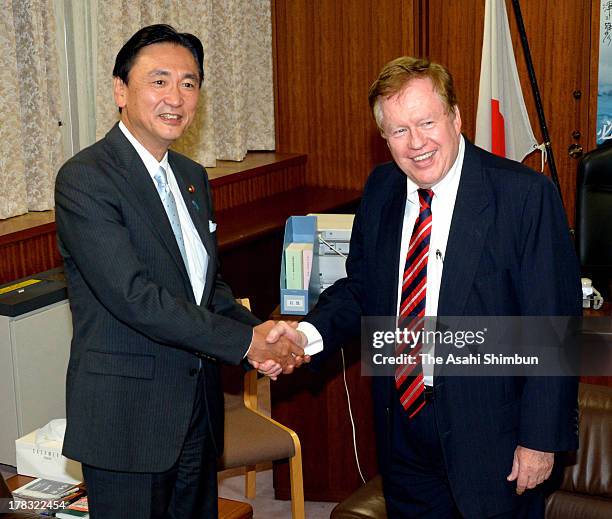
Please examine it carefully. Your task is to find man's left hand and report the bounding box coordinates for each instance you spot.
[507,445,554,495]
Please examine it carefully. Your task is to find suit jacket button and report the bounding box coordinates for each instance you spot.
[189,368,198,376]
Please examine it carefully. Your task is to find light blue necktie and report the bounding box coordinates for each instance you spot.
[154,166,189,270]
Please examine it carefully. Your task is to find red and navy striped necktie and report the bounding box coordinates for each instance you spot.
[395,188,433,418]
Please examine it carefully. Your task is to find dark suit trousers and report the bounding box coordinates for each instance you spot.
[83,369,217,519]
[385,391,461,518]
[384,391,545,519]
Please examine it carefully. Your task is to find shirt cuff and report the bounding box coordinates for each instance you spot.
[297,321,324,356]
[243,329,254,359]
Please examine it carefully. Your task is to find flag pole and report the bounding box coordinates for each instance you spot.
[510,0,564,206]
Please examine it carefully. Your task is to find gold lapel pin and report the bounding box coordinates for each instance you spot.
[188,184,196,193]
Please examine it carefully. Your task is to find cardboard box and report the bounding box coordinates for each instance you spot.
[16,429,82,484]
[280,216,318,315]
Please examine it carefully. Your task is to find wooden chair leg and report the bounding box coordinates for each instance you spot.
[289,450,305,519]
[245,465,257,499]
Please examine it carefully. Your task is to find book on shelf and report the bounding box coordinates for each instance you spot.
[301,243,313,289]
[284,242,314,290]
[55,496,89,518]
[12,478,79,500]
[11,484,84,516]
[284,242,309,289]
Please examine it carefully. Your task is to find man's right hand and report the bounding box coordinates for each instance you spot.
[258,321,310,379]
[266,320,307,350]
[246,320,306,374]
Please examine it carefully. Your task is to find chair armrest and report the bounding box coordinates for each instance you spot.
[236,298,259,411]
[244,370,259,410]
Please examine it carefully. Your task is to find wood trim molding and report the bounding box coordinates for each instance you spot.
[216,186,361,252]
[0,212,56,245]
[416,0,429,57]
[211,154,307,212]
[0,153,312,285]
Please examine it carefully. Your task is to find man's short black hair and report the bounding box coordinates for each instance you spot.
[113,24,204,87]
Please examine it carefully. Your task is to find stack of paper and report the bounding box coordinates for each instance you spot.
[284,242,314,290]
[11,478,84,516]
[56,496,89,518]
[12,478,79,500]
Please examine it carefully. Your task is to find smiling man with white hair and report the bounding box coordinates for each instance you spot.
[269,56,582,518]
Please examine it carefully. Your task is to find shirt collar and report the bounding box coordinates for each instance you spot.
[406,134,465,200]
[119,121,169,177]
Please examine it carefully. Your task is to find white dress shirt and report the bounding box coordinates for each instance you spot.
[299,136,466,386]
[119,122,209,304]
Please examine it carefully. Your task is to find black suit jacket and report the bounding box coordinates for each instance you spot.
[305,140,582,517]
[55,124,259,473]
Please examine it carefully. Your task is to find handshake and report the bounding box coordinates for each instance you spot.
[246,321,309,380]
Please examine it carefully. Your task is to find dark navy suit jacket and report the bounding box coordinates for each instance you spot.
[304,140,581,517]
[55,124,259,473]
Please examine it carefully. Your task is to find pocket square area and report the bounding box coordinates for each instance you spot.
[209,220,217,232]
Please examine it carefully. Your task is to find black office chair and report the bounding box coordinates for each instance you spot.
[575,141,612,298]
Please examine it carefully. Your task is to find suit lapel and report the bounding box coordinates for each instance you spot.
[438,140,491,317]
[374,167,407,405]
[105,125,190,281]
[169,155,217,304]
[376,167,407,316]
[169,157,213,257]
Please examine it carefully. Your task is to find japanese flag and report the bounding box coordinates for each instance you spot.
[475,0,538,162]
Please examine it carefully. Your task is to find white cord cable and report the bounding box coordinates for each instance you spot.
[317,232,363,480]
[340,347,367,484]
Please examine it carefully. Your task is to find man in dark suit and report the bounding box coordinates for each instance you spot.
[269,57,581,517]
[55,24,304,519]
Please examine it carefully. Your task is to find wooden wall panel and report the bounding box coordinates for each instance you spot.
[273,0,417,190]
[510,0,594,227]
[0,159,308,285]
[421,1,484,138]
[211,157,306,211]
[0,229,62,285]
[424,0,596,227]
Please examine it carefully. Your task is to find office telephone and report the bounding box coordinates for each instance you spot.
[582,278,604,310]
